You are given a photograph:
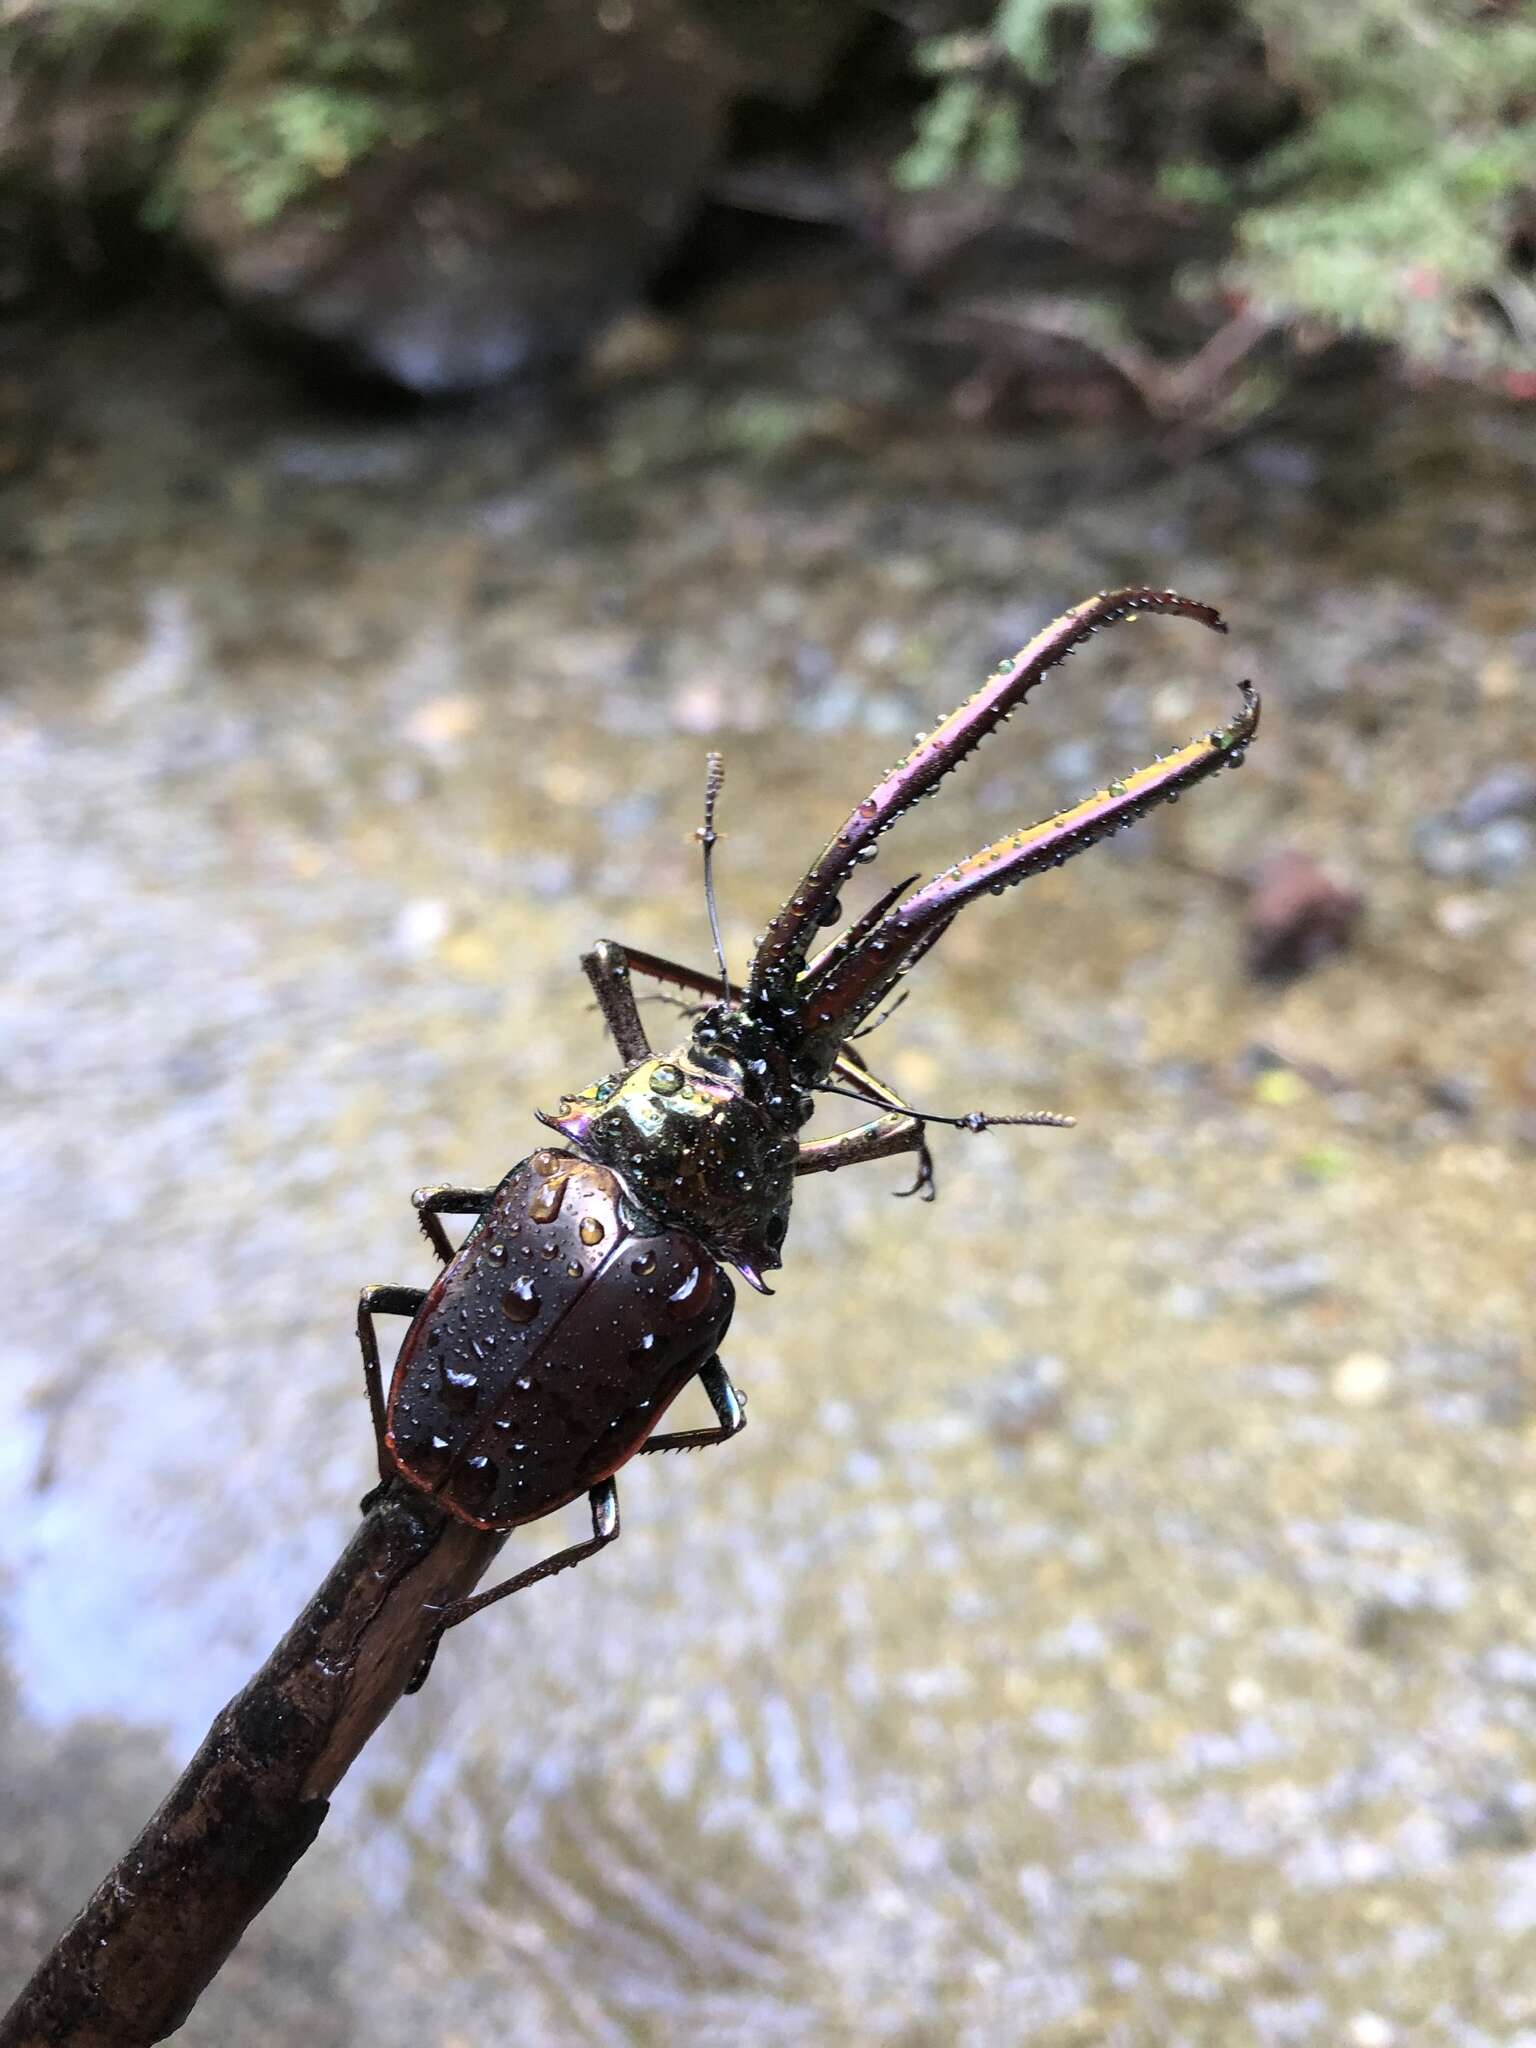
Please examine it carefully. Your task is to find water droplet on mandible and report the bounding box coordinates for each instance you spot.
[502,1277,540,1323]
[579,1216,605,1246]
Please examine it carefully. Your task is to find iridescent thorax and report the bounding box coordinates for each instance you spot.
[540,1039,798,1289]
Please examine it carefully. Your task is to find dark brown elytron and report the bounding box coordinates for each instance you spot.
[358,588,1260,1682]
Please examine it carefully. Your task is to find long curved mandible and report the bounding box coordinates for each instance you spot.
[747,588,1230,1003]
[799,677,1259,1051]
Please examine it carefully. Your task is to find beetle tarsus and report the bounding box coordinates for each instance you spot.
[893,1142,937,1201]
[405,1479,622,1695]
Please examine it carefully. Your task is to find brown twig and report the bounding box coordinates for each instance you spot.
[0,1487,506,2048]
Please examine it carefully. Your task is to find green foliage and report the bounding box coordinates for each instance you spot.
[896,2,1155,189]
[190,84,400,224]
[900,0,1536,381]
[994,0,1154,78]
[155,3,437,231]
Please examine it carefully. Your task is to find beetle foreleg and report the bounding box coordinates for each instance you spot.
[794,1113,933,1198]
[583,940,652,1062]
[587,942,742,1007]
[640,1355,747,1453]
[357,1284,428,1487]
[411,1184,495,1265]
[820,1053,937,1199]
[405,1479,621,1694]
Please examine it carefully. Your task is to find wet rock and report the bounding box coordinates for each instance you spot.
[986,1354,1065,1444]
[1451,763,1536,831]
[1414,763,1536,882]
[172,1,741,393]
[160,0,862,396]
[689,0,866,104]
[1245,849,1362,982]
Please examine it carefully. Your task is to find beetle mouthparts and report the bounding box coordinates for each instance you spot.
[730,1254,777,1296]
[538,1104,593,1144]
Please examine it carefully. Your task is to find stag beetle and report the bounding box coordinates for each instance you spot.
[358,588,1259,1683]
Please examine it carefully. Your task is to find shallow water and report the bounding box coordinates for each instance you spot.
[2,289,1535,2044]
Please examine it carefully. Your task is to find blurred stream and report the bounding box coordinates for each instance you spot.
[2,289,1535,2044]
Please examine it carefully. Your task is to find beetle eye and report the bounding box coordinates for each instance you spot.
[693,1042,742,1081]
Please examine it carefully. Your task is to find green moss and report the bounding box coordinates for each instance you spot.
[899,1,1536,382]
[181,81,431,225]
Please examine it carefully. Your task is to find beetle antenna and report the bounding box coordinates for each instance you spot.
[816,1082,1075,1131]
[696,750,730,1004]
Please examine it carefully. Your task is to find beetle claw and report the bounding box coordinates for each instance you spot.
[893,1141,937,1202]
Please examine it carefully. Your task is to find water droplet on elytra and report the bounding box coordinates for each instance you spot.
[668,1265,706,1315]
[502,1277,540,1323]
[529,1176,566,1223]
[631,1249,657,1278]
[579,1216,604,1246]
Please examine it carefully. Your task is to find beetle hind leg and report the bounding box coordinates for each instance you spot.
[640,1356,747,1453]
[357,1283,427,1494]
[405,1479,621,1694]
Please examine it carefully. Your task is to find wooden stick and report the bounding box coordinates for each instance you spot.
[0,1490,506,2048]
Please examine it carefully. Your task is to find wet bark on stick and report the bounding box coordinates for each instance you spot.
[0,1491,506,2048]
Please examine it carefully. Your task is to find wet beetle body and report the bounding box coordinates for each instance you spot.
[356,589,1260,1680]
[386,1151,732,1531]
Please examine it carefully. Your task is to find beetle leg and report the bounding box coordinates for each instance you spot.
[588,942,742,1008]
[412,1183,495,1265]
[794,1112,932,1197]
[357,1284,428,1488]
[822,1050,936,1199]
[640,1355,747,1453]
[405,1479,621,1694]
[582,940,652,1061]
